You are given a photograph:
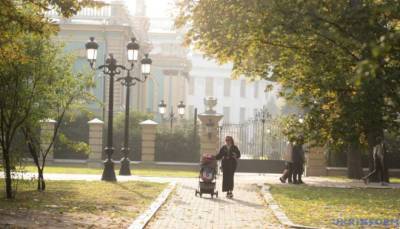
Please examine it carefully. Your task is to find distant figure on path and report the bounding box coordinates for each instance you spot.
[362,136,389,185]
[292,137,305,184]
[216,136,241,198]
[280,139,294,183]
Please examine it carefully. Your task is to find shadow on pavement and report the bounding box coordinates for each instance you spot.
[231,198,264,209]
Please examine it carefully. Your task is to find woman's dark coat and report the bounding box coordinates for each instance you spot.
[292,144,305,175]
[216,145,241,192]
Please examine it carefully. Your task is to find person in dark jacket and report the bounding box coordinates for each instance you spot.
[291,138,305,184]
[362,136,390,185]
[280,139,294,183]
[216,136,241,198]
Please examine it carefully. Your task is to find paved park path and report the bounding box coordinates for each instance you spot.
[2,172,399,228]
[5,172,399,189]
[145,180,283,229]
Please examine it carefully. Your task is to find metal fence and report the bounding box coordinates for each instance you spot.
[219,119,286,160]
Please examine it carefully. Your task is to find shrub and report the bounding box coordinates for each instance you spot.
[155,123,200,163]
[327,134,400,169]
[109,111,152,161]
[54,111,92,160]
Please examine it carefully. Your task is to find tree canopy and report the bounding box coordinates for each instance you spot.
[0,0,101,46]
[176,0,400,177]
[0,0,99,198]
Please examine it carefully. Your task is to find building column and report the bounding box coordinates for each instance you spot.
[40,119,56,164]
[88,118,104,168]
[140,120,158,162]
[305,146,327,176]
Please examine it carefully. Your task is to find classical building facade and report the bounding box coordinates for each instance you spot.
[144,9,281,124]
[47,0,151,118]
[49,0,281,125]
[186,51,282,124]
[146,17,191,120]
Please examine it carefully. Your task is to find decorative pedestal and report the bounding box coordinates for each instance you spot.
[198,97,223,157]
[140,120,158,163]
[88,118,104,168]
[305,146,327,176]
[40,119,56,164]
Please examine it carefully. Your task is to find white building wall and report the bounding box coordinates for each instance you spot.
[187,52,280,124]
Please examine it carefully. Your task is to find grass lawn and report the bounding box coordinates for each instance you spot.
[270,185,400,228]
[391,177,400,183]
[21,163,198,177]
[325,176,400,183]
[0,179,166,228]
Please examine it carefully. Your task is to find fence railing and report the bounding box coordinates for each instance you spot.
[220,119,286,160]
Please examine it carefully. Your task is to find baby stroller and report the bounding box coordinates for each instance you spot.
[195,154,218,198]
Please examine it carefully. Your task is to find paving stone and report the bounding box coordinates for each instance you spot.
[145,180,283,229]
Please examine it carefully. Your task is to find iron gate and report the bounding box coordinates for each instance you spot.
[219,118,287,173]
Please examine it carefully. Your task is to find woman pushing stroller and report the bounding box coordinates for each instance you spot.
[216,136,241,198]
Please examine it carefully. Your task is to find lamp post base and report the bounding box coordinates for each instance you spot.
[101,159,117,181]
[119,157,131,176]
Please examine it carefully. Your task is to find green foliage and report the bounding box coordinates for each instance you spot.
[155,123,200,162]
[19,35,96,159]
[0,0,100,198]
[328,133,400,168]
[279,115,307,143]
[0,1,103,44]
[114,111,153,133]
[0,29,95,194]
[54,111,93,159]
[111,111,153,161]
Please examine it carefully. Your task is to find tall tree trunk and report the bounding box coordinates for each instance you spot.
[2,148,13,199]
[346,142,363,179]
[23,128,46,191]
[37,167,45,191]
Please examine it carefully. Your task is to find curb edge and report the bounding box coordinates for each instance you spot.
[258,184,319,229]
[128,182,176,229]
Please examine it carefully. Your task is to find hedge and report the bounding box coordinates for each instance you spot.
[155,125,200,163]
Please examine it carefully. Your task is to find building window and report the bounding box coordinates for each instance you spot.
[205,77,214,96]
[224,78,231,97]
[188,77,194,95]
[240,80,246,98]
[223,107,230,123]
[240,107,246,122]
[254,81,259,98]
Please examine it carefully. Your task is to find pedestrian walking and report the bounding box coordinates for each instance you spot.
[216,136,241,198]
[280,139,294,183]
[292,138,305,184]
[362,136,390,185]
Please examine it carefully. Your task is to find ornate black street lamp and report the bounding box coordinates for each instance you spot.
[85,37,151,180]
[158,100,186,129]
[117,39,152,176]
[255,105,272,159]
